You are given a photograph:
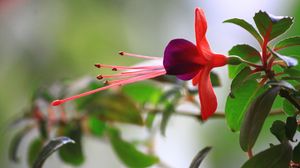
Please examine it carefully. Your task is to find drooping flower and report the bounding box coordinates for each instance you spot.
[51,8,231,120]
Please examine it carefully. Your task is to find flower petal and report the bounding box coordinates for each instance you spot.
[197,66,217,120]
[163,39,204,80]
[195,8,212,60]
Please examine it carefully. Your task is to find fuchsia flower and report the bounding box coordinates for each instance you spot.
[52,8,229,120]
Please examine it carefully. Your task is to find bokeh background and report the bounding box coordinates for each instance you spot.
[0,0,299,167]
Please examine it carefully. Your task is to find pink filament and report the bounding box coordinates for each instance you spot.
[119,51,161,60]
[95,64,163,70]
[51,70,166,106]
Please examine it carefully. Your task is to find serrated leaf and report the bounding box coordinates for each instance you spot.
[285,117,297,141]
[9,126,33,162]
[32,137,75,168]
[108,128,159,168]
[210,71,221,87]
[88,116,106,137]
[293,142,300,162]
[189,147,212,168]
[224,18,263,44]
[225,80,266,132]
[254,11,293,41]
[28,138,43,167]
[241,143,292,168]
[275,36,300,51]
[240,86,280,151]
[283,99,297,116]
[58,123,84,166]
[122,81,162,104]
[270,120,287,143]
[76,91,143,125]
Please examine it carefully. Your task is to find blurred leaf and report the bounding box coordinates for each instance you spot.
[38,119,48,140]
[228,44,260,78]
[240,86,280,151]
[28,138,43,167]
[88,116,106,137]
[293,142,300,162]
[241,142,292,168]
[189,147,212,168]
[285,117,297,141]
[108,128,159,168]
[210,72,221,87]
[254,11,294,41]
[32,137,75,168]
[225,80,266,132]
[122,81,162,104]
[9,126,33,162]
[283,99,297,116]
[274,36,300,51]
[270,120,287,143]
[58,123,84,166]
[145,112,156,129]
[223,18,263,44]
[77,91,143,125]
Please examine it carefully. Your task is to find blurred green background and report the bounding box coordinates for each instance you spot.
[1,0,300,167]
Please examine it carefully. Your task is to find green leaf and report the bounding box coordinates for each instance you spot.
[210,71,221,87]
[228,44,261,78]
[284,68,300,82]
[77,91,143,125]
[225,80,266,132]
[274,36,300,51]
[283,99,297,116]
[108,128,159,168]
[32,137,75,168]
[223,18,263,44]
[268,49,298,67]
[189,147,212,168]
[88,116,106,137]
[241,143,292,168]
[270,120,287,143]
[230,67,253,97]
[122,81,162,104]
[254,11,294,41]
[240,86,280,151]
[145,112,156,129]
[58,123,84,166]
[293,142,300,162]
[267,80,296,91]
[285,117,297,141]
[9,126,33,162]
[28,138,43,167]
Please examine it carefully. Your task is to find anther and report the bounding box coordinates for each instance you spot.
[94,64,101,68]
[112,68,117,71]
[119,51,124,55]
[96,75,103,80]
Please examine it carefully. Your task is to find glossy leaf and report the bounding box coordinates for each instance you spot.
[9,126,33,162]
[254,11,293,41]
[230,67,252,97]
[28,138,43,167]
[77,91,143,125]
[225,80,266,132]
[58,123,84,166]
[241,143,292,168]
[189,147,212,168]
[270,120,287,143]
[32,137,75,168]
[275,36,300,51]
[88,116,106,137]
[108,128,159,168]
[223,18,263,44]
[285,117,297,141]
[293,142,300,162]
[228,44,261,78]
[267,80,296,91]
[240,86,280,151]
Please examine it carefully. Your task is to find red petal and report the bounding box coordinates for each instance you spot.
[195,8,212,60]
[197,66,217,120]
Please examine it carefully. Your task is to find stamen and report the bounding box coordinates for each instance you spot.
[51,70,166,106]
[119,51,161,60]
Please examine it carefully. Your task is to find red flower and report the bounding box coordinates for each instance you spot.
[163,8,228,120]
[51,8,229,120]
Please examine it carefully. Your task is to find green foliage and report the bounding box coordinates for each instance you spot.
[292,142,300,162]
[270,121,287,143]
[283,99,297,116]
[108,128,159,168]
[27,138,44,167]
[285,117,297,141]
[254,11,293,41]
[240,86,280,152]
[275,36,300,50]
[241,143,292,168]
[88,116,106,137]
[210,72,221,87]
[189,147,212,168]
